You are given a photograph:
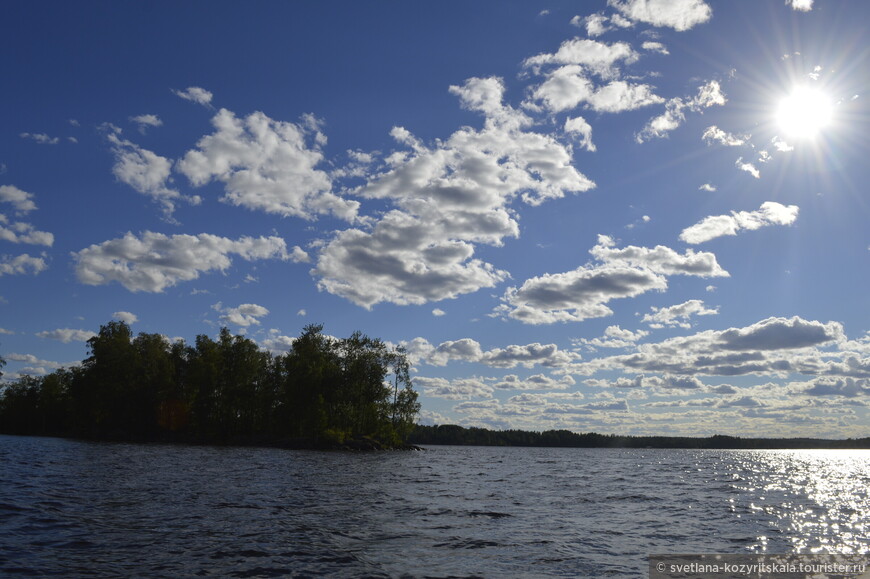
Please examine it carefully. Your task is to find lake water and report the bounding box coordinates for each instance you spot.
[1,435,868,577]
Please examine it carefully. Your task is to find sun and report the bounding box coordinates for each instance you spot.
[775,86,833,139]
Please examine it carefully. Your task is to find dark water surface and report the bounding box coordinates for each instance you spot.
[1,435,868,577]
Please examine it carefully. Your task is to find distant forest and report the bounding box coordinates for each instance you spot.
[0,321,420,449]
[409,424,870,450]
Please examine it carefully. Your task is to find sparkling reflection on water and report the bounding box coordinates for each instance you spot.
[0,436,868,577]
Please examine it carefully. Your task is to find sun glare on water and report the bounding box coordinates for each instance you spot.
[776,86,833,139]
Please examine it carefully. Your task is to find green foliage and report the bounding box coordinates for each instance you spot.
[0,321,419,448]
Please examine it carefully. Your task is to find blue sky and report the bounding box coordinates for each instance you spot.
[2,0,868,437]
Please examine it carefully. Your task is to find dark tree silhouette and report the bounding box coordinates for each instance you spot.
[0,321,419,449]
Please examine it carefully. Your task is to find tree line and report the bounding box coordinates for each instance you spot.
[0,322,420,448]
[409,424,870,449]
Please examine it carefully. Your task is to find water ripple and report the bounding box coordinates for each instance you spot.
[0,437,868,577]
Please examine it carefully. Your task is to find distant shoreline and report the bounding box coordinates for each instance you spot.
[409,424,870,450]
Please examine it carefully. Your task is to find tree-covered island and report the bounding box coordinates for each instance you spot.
[0,321,420,450]
[3,324,869,451]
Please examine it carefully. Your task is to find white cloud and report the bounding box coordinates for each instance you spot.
[578,325,649,349]
[772,136,794,152]
[564,116,596,152]
[680,201,799,244]
[698,183,717,192]
[403,337,578,369]
[314,77,594,308]
[522,38,639,77]
[36,328,97,343]
[718,316,843,351]
[642,41,669,55]
[735,157,760,178]
[20,132,60,145]
[786,0,813,11]
[215,302,270,327]
[0,217,54,246]
[0,186,53,246]
[702,125,747,146]
[589,234,729,276]
[177,108,357,221]
[573,12,634,36]
[636,80,726,143]
[104,126,199,220]
[586,374,704,390]
[642,299,719,329]
[0,253,47,277]
[432,308,446,317]
[112,311,138,324]
[172,86,213,107]
[608,0,712,31]
[0,185,38,213]
[497,235,728,324]
[529,67,663,114]
[499,264,668,324]
[494,373,576,390]
[414,376,494,400]
[72,231,292,292]
[130,114,163,133]
[568,316,848,380]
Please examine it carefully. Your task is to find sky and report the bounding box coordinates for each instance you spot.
[1,0,868,438]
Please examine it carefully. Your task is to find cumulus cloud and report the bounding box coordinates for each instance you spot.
[314,77,594,308]
[112,311,138,324]
[36,328,97,343]
[642,41,669,55]
[702,125,747,146]
[570,316,849,380]
[608,0,712,31]
[786,0,813,11]
[680,201,799,244]
[718,316,843,351]
[577,325,649,349]
[642,299,719,329]
[104,126,199,220]
[493,373,576,390]
[403,336,578,369]
[521,38,664,115]
[698,183,717,192]
[522,38,639,76]
[20,132,60,145]
[215,302,270,327]
[572,13,634,36]
[564,116,596,152]
[172,86,213,107]
[177,108,357,221]
[130,114,163,133]
[529,68,663,114]
[589,234,729,276]
[0,185,38,213]
[0,186,53,246]
[0,216,54,246]
[414,376,494,400]
[587,374,704,390]
[72,231,292,292]
[499,264,667,324]
[0,253,47,277]
[497,235,728,324]
[804,377,868,397]
[735,157,760,178]
[636,80,726,142]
